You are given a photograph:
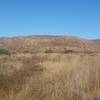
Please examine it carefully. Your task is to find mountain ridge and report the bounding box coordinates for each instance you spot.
[0,35,100,53]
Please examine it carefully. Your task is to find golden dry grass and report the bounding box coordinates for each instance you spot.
[0,53,100,100]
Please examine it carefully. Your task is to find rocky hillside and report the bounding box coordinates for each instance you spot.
[0,36,99,53]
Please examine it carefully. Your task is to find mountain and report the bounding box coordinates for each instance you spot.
[0,36,100,53]
[91,39,100,51]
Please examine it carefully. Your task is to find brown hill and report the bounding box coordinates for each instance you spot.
[91,39,100,51]
[0,36,99,53]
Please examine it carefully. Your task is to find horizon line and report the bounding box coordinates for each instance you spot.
[0,34,99,40]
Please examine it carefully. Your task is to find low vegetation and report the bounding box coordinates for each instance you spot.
[63,48,74,53]
[0,53,100,100]
[45,49,53,53]
[0,49,11,55]
[0,35,100,100]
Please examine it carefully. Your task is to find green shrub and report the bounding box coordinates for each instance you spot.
[45,49,53,53]
[0,49,11,55]
[64,48,74,53]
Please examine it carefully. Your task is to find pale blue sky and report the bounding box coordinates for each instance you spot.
[0,0,100,39]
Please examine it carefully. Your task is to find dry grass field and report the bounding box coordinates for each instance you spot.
[0,53,100,100]
[0,36,100,100]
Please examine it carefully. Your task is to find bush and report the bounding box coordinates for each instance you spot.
[64,48,74,53]
[45,49,53,53]
[0,49,11,55]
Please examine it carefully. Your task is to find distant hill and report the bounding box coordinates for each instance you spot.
[91,39,100,51]
[0,36,100,53]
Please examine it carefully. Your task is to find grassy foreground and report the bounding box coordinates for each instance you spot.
[0,53,100,100]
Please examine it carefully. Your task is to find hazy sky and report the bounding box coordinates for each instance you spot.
[0,0,100,39]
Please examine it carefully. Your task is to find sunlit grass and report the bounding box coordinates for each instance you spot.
[0,53,100,100]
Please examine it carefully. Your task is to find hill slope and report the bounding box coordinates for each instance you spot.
[0,36,100,53]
